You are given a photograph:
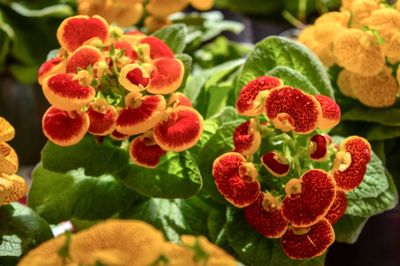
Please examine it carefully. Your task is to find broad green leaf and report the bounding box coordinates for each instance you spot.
[346,171,398,217]
[346,152,388,200]
[332,121,400,141]
[120,151,202,199]
[267,66,319,95]
[9,63,38,84]
[41,136,129,177]
[190,107,239,156]
[226,209,326,266]
[153,24,187,54]
[341,107,400,127]
[29,165,138,224]
[207,209,236,255]
[120,196,212,242]
[175,53,192,90]
[238,36,333,98]
[333,215,368,244]
[0,203,53,264]
[197,119,245,204]
[183,58,244,104]
[205,84,235,118]
[9,3,74,17]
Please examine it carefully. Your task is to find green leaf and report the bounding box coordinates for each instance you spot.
[238,36,333,98]
[175,53,192,90]
[41,136,129,177]
[346,152,388,200]
[226,209,326,266]
[9,63,38,84]
[0,203,53,263]
[345,170,398,217]
[8,3,74,18]
[332,121,400,141]
[120,196,212,242]
[333,215,368,244]
[267,66,319,95]
[197,119,245,204]
[341,107,400,127]
[29,165,138,224]
[120,151,202,199]
[152,24,187,54]
[183,58,244,105]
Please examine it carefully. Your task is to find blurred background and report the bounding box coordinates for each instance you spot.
[0,1,398,265]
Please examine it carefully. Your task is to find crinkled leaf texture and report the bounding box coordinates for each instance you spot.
[120,196,212,242]
[29,164,138,224]
[41,136,129,177]
[238,36,333,98]
[196,107,245,204]
[331,136,399,243]
[153,23,187,54]
[0,203,53,264]
[226,208,326,266]
[120,151,202,199]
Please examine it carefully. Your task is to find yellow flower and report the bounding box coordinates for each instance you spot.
[313,11,350,45]
[337,69,356,98]
[190,0,214,10]
[350,67,399,108]
[162,235,236,266]
[69,220,165,266]
[0,117,15,142]
[19,220,237,266]
[78,0,144,27]
[350,0,381,27]
[144,15,171,33]
[333,28,385,77]
[362,8,400,40]
[146,0,189,17]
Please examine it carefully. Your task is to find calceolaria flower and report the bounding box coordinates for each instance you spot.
[212,76,372,259]
[18,219,236,266]
[38,15,204,168]
[0,117,28,206]
[298,0,400,108]
[77,0,214,31]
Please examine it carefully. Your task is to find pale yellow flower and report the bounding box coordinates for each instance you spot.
[0,117,15,142]
[333,28,385,77]
[337,69,356,98]
[350,67,399,108]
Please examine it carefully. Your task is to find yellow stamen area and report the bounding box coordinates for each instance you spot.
[333,151,352,172]
[285,178,302,196]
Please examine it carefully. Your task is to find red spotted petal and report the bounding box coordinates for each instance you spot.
[139,36,174,59]
[233,119,261,156]
[281,219,335,260]
[42,106,89,146]
[167,92,192,108]
[119,64,151,92]
[66,45,103,74]
[236,76,283,116]
[265,87,322,134]
[261,151,290,177]
[129,134,167,168]
[309,134,329,161]
[147,58,184,94]
[212,152,260,207]
[325,190,347,224]
[282,169,336,227]
[0,142,18,175]
[244,192,288,238]
[110,129,129,141]
[42,73,96,111]
[115,40,138,62]
[153,106,203,152]
[57,15,109,53]
[333,136,371,191]
[38,56,66,85]
[116,93,166,136]
[87,100,117,136]
[314,95,341,130]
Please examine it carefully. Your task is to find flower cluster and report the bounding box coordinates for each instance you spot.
[0,117,27,206]
[39,15,203,168]
[298,0,400,108]
[212,76,372,259]
[19,219,237,266]
[77,0,214,31]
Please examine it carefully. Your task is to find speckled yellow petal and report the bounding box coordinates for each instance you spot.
[0,174,27,206]
[69,219,165,266]
[18,236,68,266]
[0,117,15,142]
[0,142,18,175]
[144,15,171,32]
[337,69,356,98]
[113,2,143,27]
